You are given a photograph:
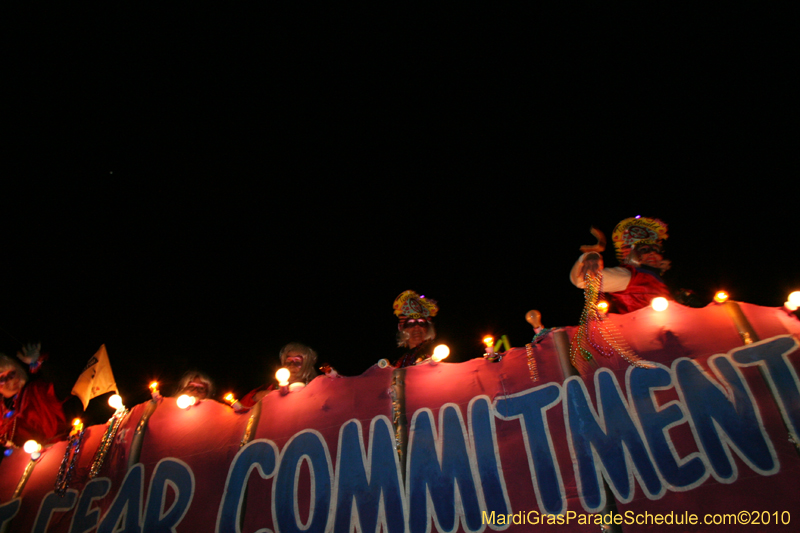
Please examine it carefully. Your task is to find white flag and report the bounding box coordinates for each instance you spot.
[71,344,118,410]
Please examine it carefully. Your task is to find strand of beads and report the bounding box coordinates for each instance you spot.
[570,270,645,373]
[2,416,18,455]
[525,343,539,382]
[532,328,552,344]
[584,272,645,367]
[588,313,646,367]
[54,427,85,496]
[569,271,600,373]
[88,408,128,478]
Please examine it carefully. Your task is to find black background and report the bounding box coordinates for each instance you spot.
[3,5,797,424]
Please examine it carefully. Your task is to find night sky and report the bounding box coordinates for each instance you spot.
[4,6,797,424]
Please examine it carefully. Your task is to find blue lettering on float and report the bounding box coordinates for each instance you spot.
[675,354,777,481]
[5,335,799,532]
[332,417,405,533]
[142,458,195,533]
[0,498,21,529]
[216,439,278,533]
[628,365,707,490]
[274,430,333,533]
[97,464,144,533]
[33,490,77,533]
[69,478,111,533]
[494,383,564,515]
[468,396,510,519]
[565,370,662,511]
[731,335,800,440]
[407,405,484,533]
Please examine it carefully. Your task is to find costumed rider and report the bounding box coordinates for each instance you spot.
[173,370,215,401]
[393,290,439,368]
[569,217,672,314]
[240,342,319,407]
[1,344,68,450]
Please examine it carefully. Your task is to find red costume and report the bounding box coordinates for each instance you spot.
[1,380,67,447]
[571,217,673,315]
[239,384,275,408]
[605,265,672,314]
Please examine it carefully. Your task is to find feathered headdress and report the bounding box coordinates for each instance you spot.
[393,290,438,327]
[612,217,668,262]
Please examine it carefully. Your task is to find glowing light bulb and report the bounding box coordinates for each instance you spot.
[23,440,41,454]
[148,381,161,400]
[70,418,84,436]
[789,291,800,307]
[176,394,196,409]
[597,300,609,313]
[224,392,245,411]
[108,394,124,410]
[276,368,291,387]
[651,297,669,312]
[483,336,494,347]
[714,291,729,304]
[432,344,450,362]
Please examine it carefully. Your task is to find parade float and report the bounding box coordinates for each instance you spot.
[1,297,799,533]
[2,215,800,532]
